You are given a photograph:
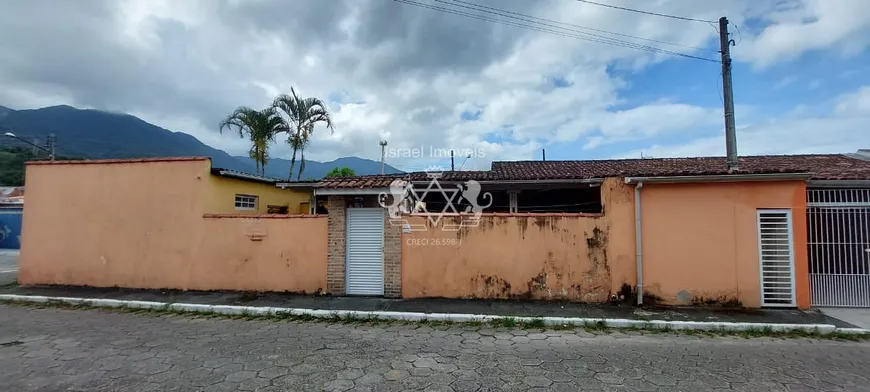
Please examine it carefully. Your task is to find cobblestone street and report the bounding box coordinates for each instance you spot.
[1,305,869,391]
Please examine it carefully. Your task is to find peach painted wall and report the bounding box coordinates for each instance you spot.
[191,215,327,293]
[401,178,637,301]
[639,181,808,308]
[18,158,327,293]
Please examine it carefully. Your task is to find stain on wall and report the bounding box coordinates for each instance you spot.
[402,213,619,301]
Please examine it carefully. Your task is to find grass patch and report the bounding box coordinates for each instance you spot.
[1,298,868,341]
[489,317,518,328]
[522,318,546,329]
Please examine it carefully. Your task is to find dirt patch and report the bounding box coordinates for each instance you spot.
[691,295,744,308]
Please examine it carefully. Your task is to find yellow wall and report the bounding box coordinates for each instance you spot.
[205,175,311,214]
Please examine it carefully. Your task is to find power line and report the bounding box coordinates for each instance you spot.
[574,0,716,24]
[425,0,713,57]
[394,0,719,63]
[440,0,714,52]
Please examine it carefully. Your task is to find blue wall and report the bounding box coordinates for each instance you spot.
[0,207,22,249]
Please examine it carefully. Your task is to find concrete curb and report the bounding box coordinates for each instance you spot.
[1,294,868,335]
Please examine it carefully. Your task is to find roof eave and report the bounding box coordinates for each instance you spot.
[807,179,870,188]
[212,169,277,184]
[625,172,812,184]
[276,182,320,189]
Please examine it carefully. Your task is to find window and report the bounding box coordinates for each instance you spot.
[234,194,258,210]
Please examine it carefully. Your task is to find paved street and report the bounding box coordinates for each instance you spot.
[1,305,869,392]
[0,249,17,286]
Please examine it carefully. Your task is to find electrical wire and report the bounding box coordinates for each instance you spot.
[732,23,742,46]
[411,0,714,60]
[574,0,716,24]
[438,0,714,52]
[394,0,719,63]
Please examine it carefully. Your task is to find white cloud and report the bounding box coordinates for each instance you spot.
[622,85,870,158]
[0,0,867,173]
[835,85,870,115]
[736,0,870,68]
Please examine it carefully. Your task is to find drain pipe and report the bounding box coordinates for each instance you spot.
[633,181,644,306]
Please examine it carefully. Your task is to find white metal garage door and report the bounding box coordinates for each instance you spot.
[757,210,796,307]
[346,208,385,296]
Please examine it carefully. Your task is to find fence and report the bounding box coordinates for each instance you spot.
[807,188,870,307]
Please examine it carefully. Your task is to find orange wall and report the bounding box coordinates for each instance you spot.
[401,178,637,301]
[190,215,326,292]
[18,158,327,293]
[640,181,808,308]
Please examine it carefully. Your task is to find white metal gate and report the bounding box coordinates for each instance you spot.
[346,208,385,296]
[808,188,870,307]
[757,210,796,306]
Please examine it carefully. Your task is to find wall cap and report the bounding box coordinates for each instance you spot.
[404,212,604,218]
[26,156,210,166]
[202,213,325,219]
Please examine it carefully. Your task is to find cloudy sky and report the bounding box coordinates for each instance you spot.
[1,0,869,171]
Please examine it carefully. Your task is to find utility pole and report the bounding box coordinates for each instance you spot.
[542,149,546,162]
[450,150,455,171]
[47,133,56,161]
[379,140,387,174]
[719,16,738,171]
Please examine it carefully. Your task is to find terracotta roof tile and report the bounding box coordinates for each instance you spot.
[492,154,870,181]
[317,154,870,189]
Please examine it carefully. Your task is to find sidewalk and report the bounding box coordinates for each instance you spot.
[0,249,18,286]
[0,284,857,329]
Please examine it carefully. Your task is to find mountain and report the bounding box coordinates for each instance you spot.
[235,156,402,180]
[0,105,401,180]
[0,105,255,173]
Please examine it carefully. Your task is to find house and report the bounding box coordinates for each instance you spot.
[18,157,326,292]
[0,186,24,249]
[209,167,312,215]
[317,154,870,309]
[15,153,870,309]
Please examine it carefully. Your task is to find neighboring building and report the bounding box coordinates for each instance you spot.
[0,186,24,249]
[0,186,24,206]
[208,168,312,215]
[15,153,870,309]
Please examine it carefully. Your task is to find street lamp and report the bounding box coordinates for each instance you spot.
[3,132,55,160]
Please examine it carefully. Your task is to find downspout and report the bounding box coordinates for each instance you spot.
[634,181,644,306]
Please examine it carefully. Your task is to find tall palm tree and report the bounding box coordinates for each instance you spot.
[219,106,284,176]
[272,88,334,180]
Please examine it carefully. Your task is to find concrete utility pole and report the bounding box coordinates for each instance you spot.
[379,140,388,174]
[719,17,738,171]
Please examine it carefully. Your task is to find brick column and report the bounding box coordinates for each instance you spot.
[383,214,403,298]
[327,196,346,295]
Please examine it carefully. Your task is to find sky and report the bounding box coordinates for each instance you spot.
[0,0,869,172]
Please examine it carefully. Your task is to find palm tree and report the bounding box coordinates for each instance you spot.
[272,88,334,180]
[219,106,284,176]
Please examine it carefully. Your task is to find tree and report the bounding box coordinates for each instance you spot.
[219,106,284,176]
[272,88,334,180]
[325,167,356,178]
